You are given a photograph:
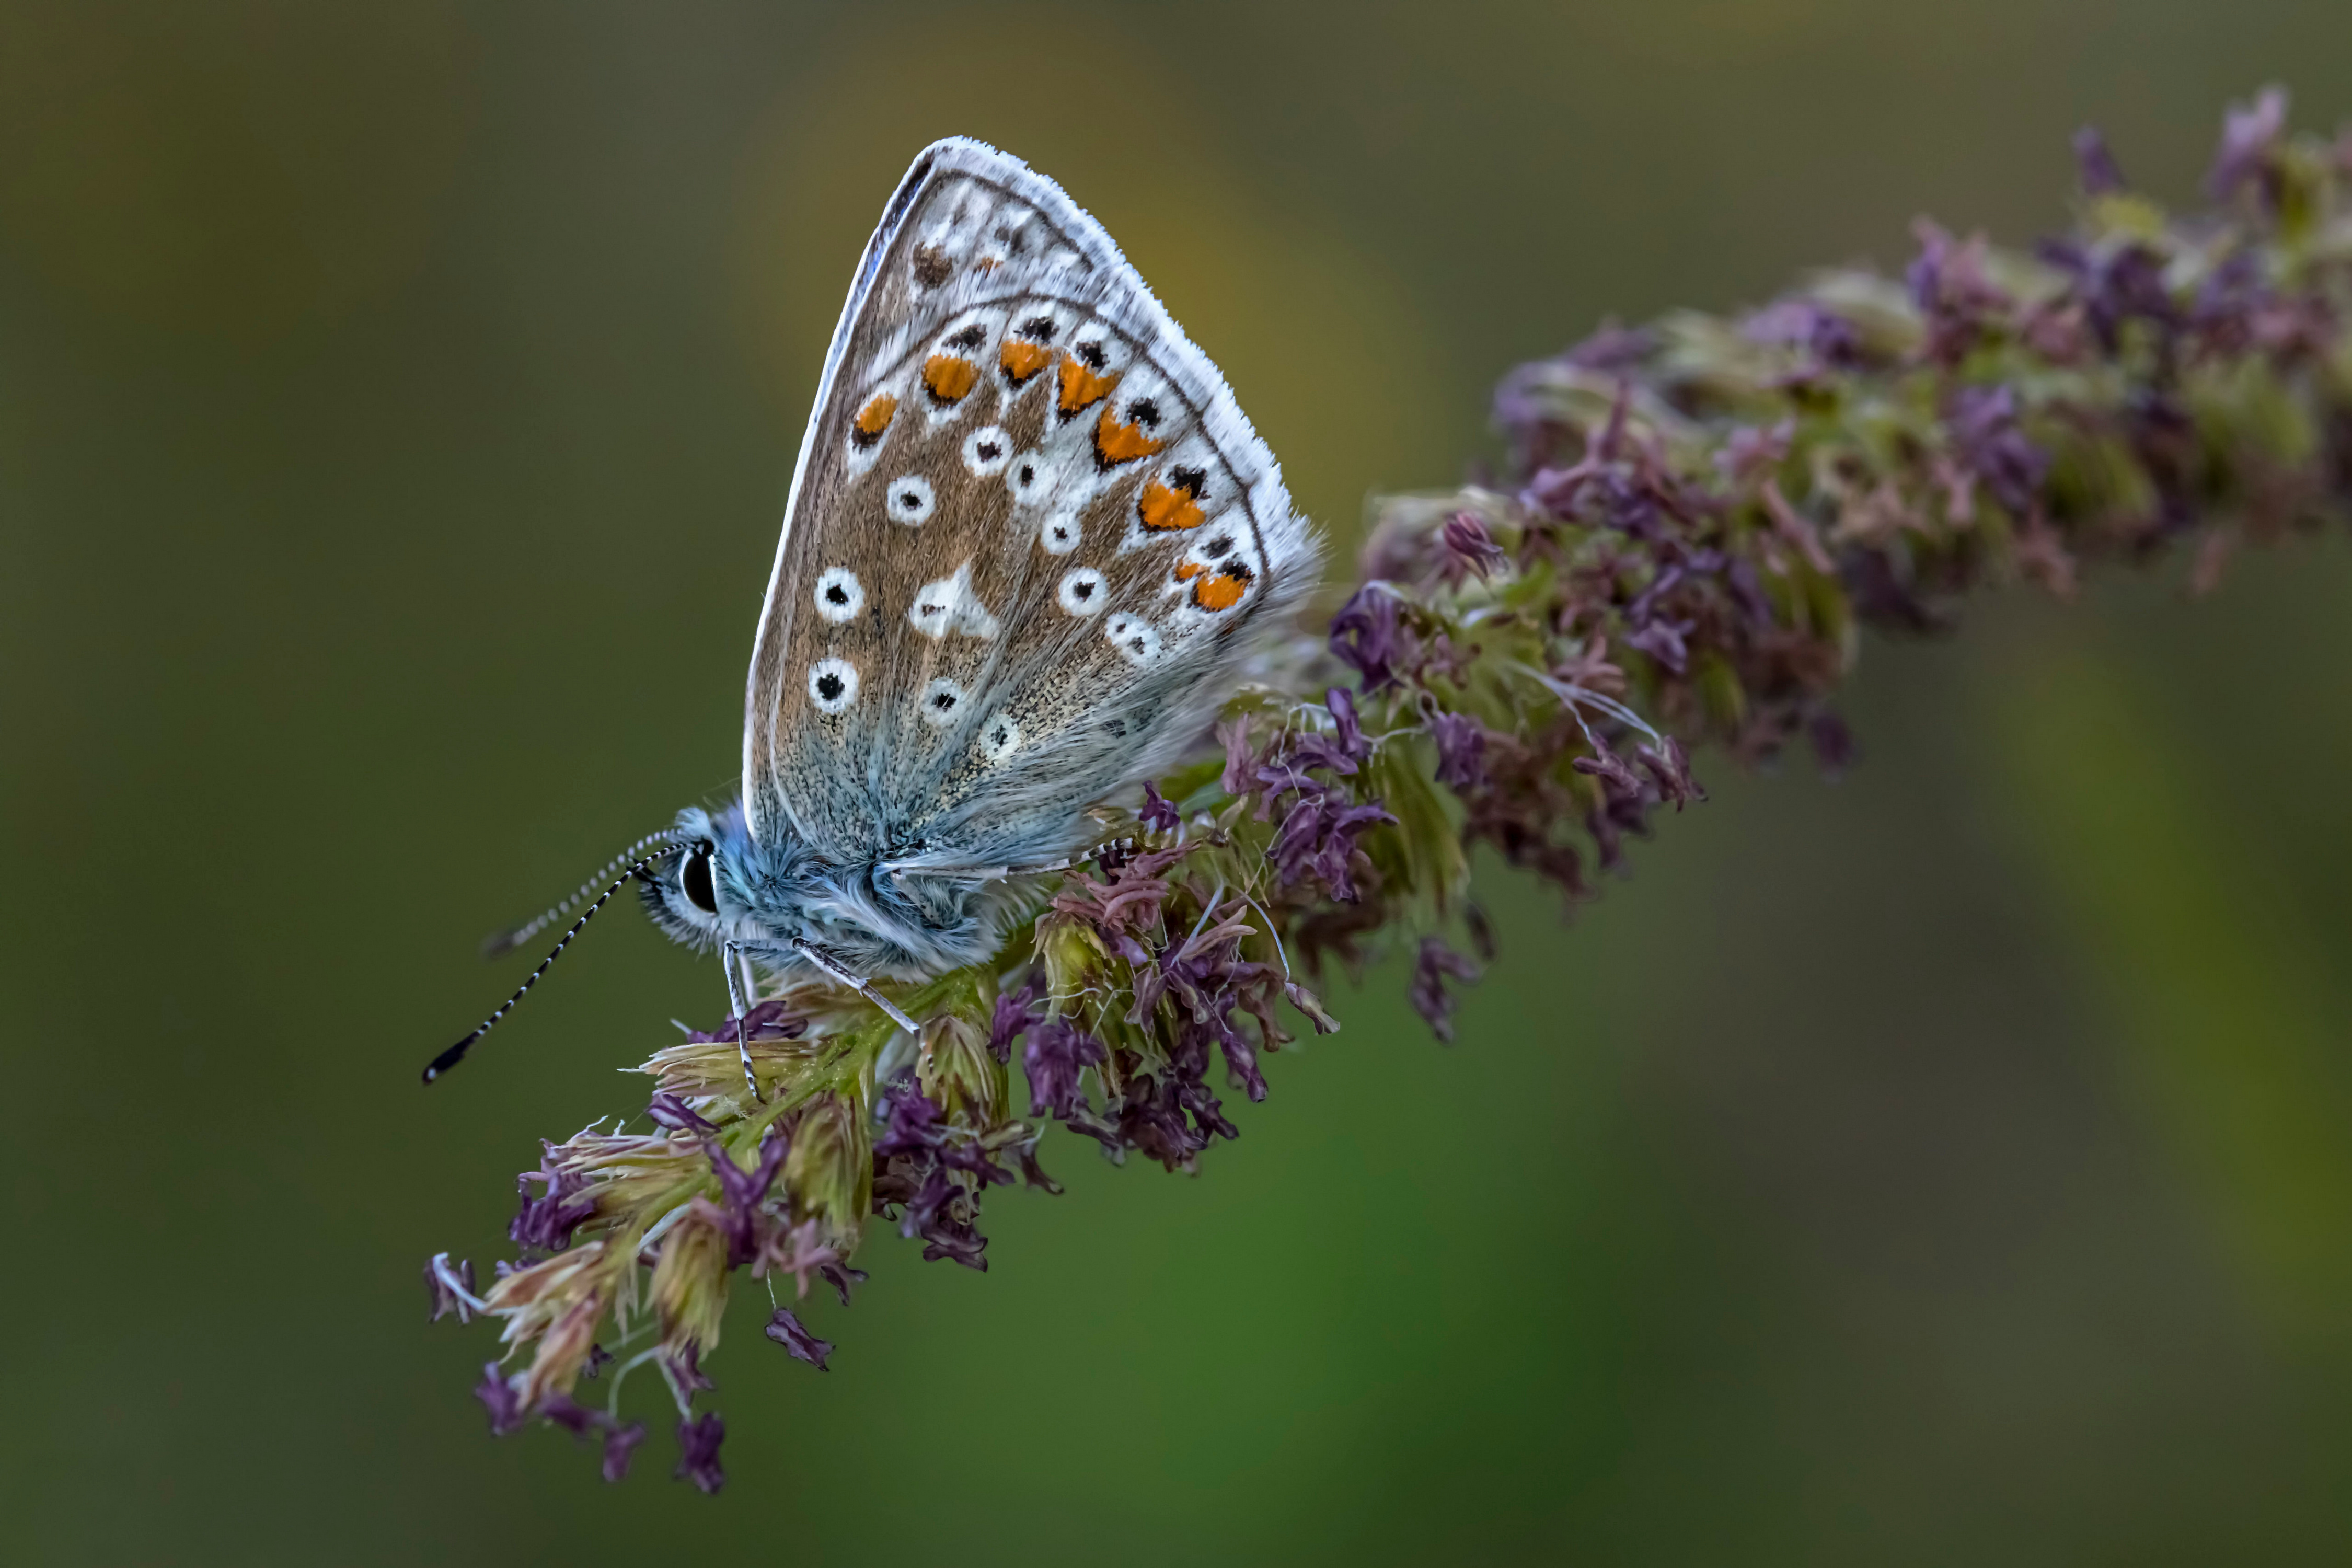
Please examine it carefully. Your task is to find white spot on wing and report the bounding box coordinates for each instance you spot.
[885,475,936,526]
[961,425,1012,477]
[813,567,863,624]
[979,712,1021,762]
[1039,513,1081,555]
[919,677,967,727]
[1057,567,1108,617]
[1104,613,1162,665]
[1006,451,1055,507]
[808,658,859,714]
[907,561,1001,641]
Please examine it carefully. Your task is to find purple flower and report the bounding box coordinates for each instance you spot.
[510,1145,597,1253]
[1741,301,1862,371]
[646,1092,716,1135]
[704,1128,788,1266]
[665,1344,716,1395]
[1634,737,1707,810]
[1219,716,1255,798]
[602,1422,647,1484]
[988,971,1045,1064]
[424,1254,477,1324]
[764,1307,834,1370]
[1439,511,1508,584]
[675,1414,726,1494]
[1138,782,1181,834]
[2210,85,2287,201]
[1716,420,1792,484]
[539,1393,603,1438]
[1326,686,1369,763]
[1429,711,1489,791]
[1409,938,1481,1045]
[2073,126,2127,195]
[874,1079,946,1158]
[818,1262,866,1307]
[1329,585,1412,691]
[1570,736,1646,799]
[1622,616,1694,675]
[683,998,805,1045]
[474,1364,527,1436]
[1270,792,1396,902]
[1946,385,2049,516]
[1024,1017,1106,1119]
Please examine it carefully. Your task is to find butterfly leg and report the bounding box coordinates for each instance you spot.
[720,940,763,1102]
[792,939,920,1034]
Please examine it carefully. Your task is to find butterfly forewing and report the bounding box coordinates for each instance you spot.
[745,139,1317,874]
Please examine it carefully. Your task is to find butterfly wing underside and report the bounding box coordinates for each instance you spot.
[744,137,1318,871]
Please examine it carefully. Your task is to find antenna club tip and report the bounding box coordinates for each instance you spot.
[423,1032,481,1086]
[479,931,522,960]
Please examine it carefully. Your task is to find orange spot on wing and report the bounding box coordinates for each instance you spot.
[923,354,977,403]
[1173,559,1249,610]
[1000,340,1052,385]
[1192,569,1249,612]
[1094,406,1167,467]
[1137,480,1206,532]
[1057,353,1119,413]
[852,394,897,447]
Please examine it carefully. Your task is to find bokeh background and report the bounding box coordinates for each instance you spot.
[7,2,2352,1562]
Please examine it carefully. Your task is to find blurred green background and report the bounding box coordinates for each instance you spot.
[6,2,2352,1562]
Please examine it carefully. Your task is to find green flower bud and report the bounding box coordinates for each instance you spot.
[918,1010,1007,1128]
[783,1091,871,1245]
[1032,912,1111,1015]
[649,1204,730,1359]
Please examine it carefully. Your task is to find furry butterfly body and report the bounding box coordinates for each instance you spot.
[641,138,1319,986]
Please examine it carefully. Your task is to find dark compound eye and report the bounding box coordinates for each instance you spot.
[681,839,719,914]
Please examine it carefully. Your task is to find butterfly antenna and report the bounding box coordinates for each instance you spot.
[425,845,673,1085]
[481,829,676,958]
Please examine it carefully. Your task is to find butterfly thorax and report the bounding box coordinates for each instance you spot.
[640,801,1036,981]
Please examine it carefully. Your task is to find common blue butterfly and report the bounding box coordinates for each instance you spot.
[431,137,1320,1089]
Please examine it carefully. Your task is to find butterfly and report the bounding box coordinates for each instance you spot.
[428,137,1319,1089]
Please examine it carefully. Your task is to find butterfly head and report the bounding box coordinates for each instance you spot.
[639,801,799,954]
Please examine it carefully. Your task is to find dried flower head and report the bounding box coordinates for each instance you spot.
[430,93,2352,1489]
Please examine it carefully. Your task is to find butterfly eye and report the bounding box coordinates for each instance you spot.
[681,840,719,915]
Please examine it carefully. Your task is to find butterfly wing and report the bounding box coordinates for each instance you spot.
[744,137,1319,873]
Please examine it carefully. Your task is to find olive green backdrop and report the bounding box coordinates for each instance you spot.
[7,2,2352,1563]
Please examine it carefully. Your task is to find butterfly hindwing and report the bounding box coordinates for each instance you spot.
[744,138,1318,873]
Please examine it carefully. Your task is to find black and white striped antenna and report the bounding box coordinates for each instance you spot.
[423,839,675,1085]
[479,829,676,958]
